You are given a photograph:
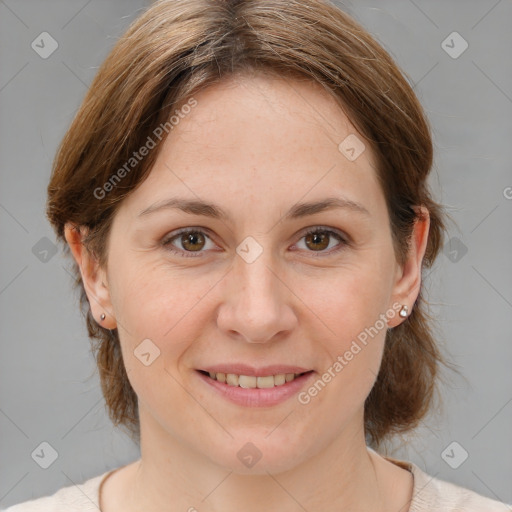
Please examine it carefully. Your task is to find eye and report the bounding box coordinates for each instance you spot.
[294,227,348,256]
[162,226,349,258]
[162,228,216,257]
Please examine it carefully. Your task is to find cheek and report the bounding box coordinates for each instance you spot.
[298,279,388,422]
[109,262,217,423]
[108,258,219,368]
[303,256,394,349]
[295,254,394,407]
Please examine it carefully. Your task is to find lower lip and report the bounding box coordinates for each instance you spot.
[196,370,315,407]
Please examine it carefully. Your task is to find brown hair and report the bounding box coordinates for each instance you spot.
[47,0,452,448]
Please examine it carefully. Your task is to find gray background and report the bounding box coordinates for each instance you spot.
[1,0,511,508]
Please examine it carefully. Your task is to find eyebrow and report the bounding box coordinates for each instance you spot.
[138,196,370,220]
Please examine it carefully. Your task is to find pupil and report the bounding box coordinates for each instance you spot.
[307,232,328,251]
[184,232,203,251]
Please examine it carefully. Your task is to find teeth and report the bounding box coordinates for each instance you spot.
[238,375,257,388]
[274,374,286,386]
[257,376,275,388]
[226,373,239,386]
[207,371,304,388]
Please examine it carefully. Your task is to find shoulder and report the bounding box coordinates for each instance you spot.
[402,459,512,512]
[372,447,512,512]
[1,470,113,512]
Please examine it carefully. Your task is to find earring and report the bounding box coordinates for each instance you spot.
[399,305,409,318]
[100,313,106,321]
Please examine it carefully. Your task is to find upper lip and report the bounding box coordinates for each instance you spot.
[199,364,312,377]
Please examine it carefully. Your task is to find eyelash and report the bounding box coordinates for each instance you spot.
[162,226,349,258]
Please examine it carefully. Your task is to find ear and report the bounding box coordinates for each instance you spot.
[387,206,430,328]
[64,223,117,329]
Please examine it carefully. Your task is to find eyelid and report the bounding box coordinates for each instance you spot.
[162,226,214,243]
[299,225,349,242]
[291,226,349,255]
[162,225,350,257]
[162,227,216,258]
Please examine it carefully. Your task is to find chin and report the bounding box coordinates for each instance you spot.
[202,431,313,475]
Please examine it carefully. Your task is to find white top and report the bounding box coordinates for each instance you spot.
[3,455,511,511]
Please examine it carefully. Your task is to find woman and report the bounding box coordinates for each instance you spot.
[4,0,510,510]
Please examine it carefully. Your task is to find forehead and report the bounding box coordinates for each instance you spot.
[174,73,365,159]
[119,73,385,220]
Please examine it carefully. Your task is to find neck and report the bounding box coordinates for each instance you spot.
[122,410,394,512]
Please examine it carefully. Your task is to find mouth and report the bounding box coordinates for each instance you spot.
[195,367,315,407]
[197,369,313,389]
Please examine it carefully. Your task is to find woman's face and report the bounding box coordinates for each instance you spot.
[82,74,425,473]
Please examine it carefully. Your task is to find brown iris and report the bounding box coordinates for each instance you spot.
[304,231,330,251]
[181,231,206,252]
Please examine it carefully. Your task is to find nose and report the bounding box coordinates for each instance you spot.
[216,248,297,344]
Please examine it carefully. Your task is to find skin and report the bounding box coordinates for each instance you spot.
[65,73,429,512]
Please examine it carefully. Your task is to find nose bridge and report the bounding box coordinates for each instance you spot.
[237,241,282,309]
[218,242,295,343]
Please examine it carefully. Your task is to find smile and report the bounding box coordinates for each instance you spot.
[200,370,309,388]
[195,368,315,407]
